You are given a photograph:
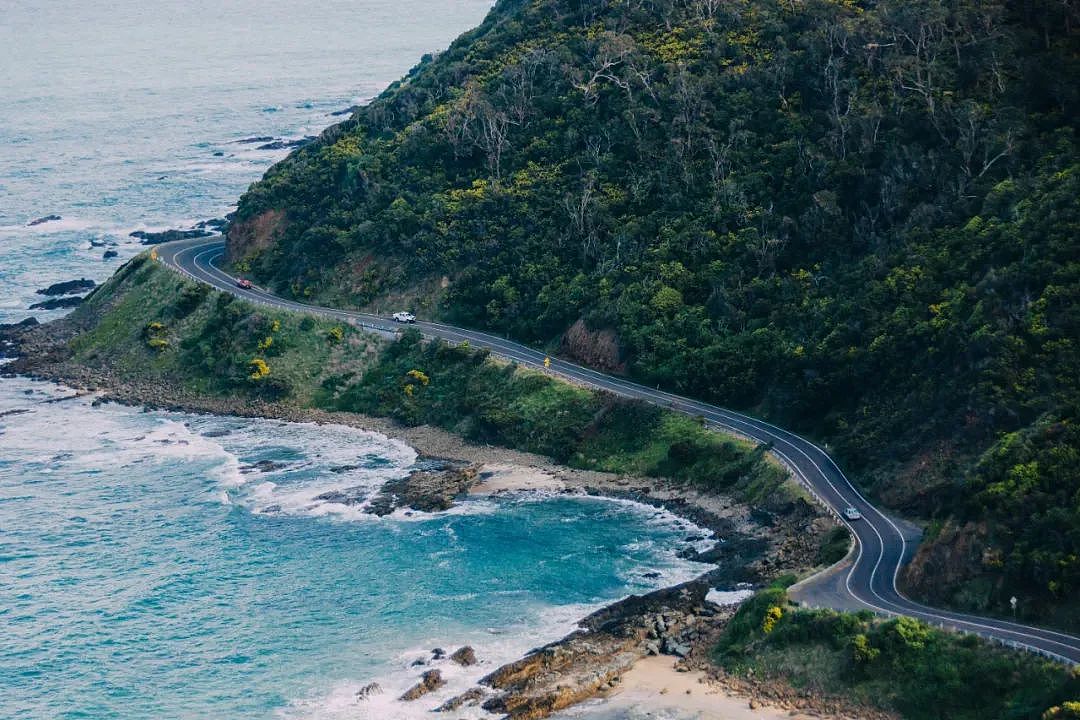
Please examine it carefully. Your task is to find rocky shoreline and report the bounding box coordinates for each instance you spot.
[0,318,870,719]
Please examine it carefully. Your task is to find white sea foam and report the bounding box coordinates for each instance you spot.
[281,601,602,720]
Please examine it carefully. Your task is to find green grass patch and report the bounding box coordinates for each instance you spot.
[66,256,383,402]
[321,329,789,505]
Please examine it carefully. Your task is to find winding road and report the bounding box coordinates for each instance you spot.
[158,237,1080,665]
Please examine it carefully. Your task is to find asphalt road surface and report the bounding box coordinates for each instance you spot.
[158,237,1080,665]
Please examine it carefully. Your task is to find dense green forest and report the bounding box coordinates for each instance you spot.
[228,0,1080,626]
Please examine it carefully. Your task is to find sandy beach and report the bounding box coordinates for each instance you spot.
[557,656,817,720]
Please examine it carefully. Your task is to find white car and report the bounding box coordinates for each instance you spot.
[392,311,416,323]
[843,506,862,521]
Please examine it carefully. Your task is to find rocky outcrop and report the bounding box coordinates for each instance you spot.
[195,217,230,232]
[225,209,286,263]
[240,459,289,473]
[37,279,95,296]
[399,669,445,701]
[130,228,212,245]
[28,214,62,226]
[558,319,626,374]
[29,296,84,310]
[450,645,477,666]
[436,687,486,712]
[330,105,361,116]
[355,682,382,700]
[902,520,995,607]
[471,582,723,720]
[366,462,479,515]
[256,136,315,150]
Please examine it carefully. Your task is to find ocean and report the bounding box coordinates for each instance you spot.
[0,5,715,717]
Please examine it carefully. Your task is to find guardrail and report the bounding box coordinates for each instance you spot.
[795,602,1077,667]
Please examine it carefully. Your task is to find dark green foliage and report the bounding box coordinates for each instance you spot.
[174,282,209,318]
[817,525,851,566]
[322,331,788,496]
[231,0,1080,624]
[715,589,1080,720]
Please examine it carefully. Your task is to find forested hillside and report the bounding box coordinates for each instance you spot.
[227,0,1080,627]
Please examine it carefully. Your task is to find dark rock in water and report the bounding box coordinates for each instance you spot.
[329,105,361,116]
[28,214,62,226]
[313,487,367,506]
[17,317,40,327]
[437,687,486,712]
[103,250,119,259]
[37,278,95,296]
[450,646,478,666]
[29,296,84,310]
[410,658,426,667]
[130,228,212,245]
[642,571,662,579]
[399,670,444,701]
[365,464,478,516]
[240,459,288,473]
[0,408,31,418]
[212,151,225,156]
[234,136,275,144]
[194,217,229,232]
[202,429,232,438]
[328,464,361,474]
[431,648,446,659]
[355,682,382,700]
[256,136,316,150]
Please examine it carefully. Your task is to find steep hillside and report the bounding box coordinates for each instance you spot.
[227,0,1080,627]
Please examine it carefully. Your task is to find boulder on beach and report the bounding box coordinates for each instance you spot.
[29,296,84,310]
[37,278,95,296]
[130,228,212,245]
[28,214,62,226]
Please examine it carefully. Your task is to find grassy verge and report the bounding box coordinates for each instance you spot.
[66,255,383,403]
[714,583,1080,720]
[57,257,793,511]
[317,328,791,504]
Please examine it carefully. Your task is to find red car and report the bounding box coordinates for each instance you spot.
[236,278,253,290]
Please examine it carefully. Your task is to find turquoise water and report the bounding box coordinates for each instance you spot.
[0,378,711,718]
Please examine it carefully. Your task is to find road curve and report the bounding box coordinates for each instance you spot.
[157,237,1080,665]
